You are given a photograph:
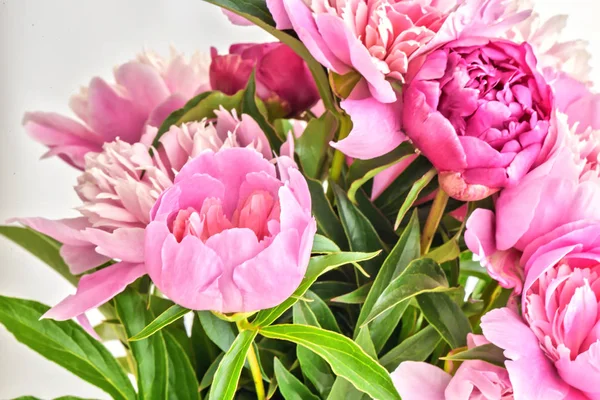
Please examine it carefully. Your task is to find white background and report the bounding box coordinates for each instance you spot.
[0,1,598,398]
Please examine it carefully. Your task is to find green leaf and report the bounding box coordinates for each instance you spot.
[306,177,348,249]
[312,234,341,254]
[209,329,258,400]
[129,305,190,341]
[379,326,441,371]
[310,281,356,302]
[331,283,372,304]
[417,292,472,349]
[164,331,201,400]
[293,302,335,398]
[346,143,415,203]
[240,71,283,149]
[274,357,320,400]
[361,258,450,327]
[332,183,386,278]
[327,327,376,400]
[393,168,437,229]
[152,90,243,148]
[374,156,434,220]
[296,111,338,179]
[192,313,222,381]
[441,343,507,367]
[354,188,398,244]
[199,353,224,391]
[0,226,78,286]
[115,288,168,399]
[197,311,237,353]
[304,291,341,333]
[259,325,400,400]
[0,295,135,400]
[252,251,380,327]
[356,211,420,351]
[202,0,336,112]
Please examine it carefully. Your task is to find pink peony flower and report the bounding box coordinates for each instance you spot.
[145,147,316,313]
[393,334,514,399]
[23,49,210,169]
[465,121,600,294]
[18,110,277,321]
[210,43,319,117]
[403,37,554,201]
[480,220,600,399]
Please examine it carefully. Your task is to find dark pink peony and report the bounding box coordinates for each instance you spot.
[210,43,319,117]
[403,37,555,201]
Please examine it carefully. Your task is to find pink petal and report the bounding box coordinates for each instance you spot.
[331,98,405,159]
[556,341,600,396]
[76,314,101,340]
[114,62,171,116]
[371,154,418,200]
[84,228,145,263]
[42,262,146,321]
[391,362,451,400]
[60,245,112,275]
[267,0,293,29]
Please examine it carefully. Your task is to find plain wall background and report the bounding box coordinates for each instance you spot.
[0,1,598,398]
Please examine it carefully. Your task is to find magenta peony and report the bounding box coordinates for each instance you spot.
[145,147,316,313]
[24,49,210,169]
[393,334,514,399]
[19,110,279,321]
[403,37,555,201]
[210,43,319,117]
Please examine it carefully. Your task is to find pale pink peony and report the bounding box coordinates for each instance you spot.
[393,334,514,399]
[480,220,600,399]
[145,147,316,312]
[210,43,319,117]
[19,110,276,321]
[23,49,210,169]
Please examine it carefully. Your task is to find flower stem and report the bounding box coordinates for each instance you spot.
[236,320,265,400]
[329,114,352,183]
[421,188,449,255]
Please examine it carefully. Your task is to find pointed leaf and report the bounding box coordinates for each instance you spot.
[241,71,283,149]
[417,292,472,349]
[356,211,420,351]
[379,326,441,371]
[209,330,258,400]
[129,305,190,341]
[274,357,320,400]
[331,283,372,305]
[296,111,338,179]
[199,353,225,391]
[346,143,415,203]
[393,168,437,229]
[304,291,340,333]
[252,251,380,327]
[164,331,201,400]
[306,177,348,249]
[362,258,450,327]
[259,325,400,400]
[312,234,341,254]
[197,311,237,353]
[0,295,135,400]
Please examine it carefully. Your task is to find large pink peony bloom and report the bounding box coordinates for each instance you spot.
[393,334,514,399]
[465,115,600,295]
[145,147,316,312]
[19,110,277,321]
[403,37,554,201]
[480,220,600,399]
[24,49,210,169]
[210,43,319,117]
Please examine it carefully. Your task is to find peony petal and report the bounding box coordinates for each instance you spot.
[60,245,112,275]
[391,362,451,400]
[42,262,146,321]
[84,227,145,263]
[332,98,405,159]
[371,154,418,200]
[114,62,171,116]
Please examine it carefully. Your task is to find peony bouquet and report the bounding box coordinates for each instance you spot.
[3,0,600,399]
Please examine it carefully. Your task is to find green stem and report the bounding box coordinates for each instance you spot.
[421,188,449,255]
[329,114,352,183]
[236,320,265,400]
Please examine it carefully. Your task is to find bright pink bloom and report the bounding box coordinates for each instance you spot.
[24,49,210,169]
[403,37,554,201]
[465,126,600,294]
[551,73,600,135]
[145,147,316,313]
[481,220,600,399]
[210,43,319,117]
[17,110,276,321]
[393,334,514,399]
